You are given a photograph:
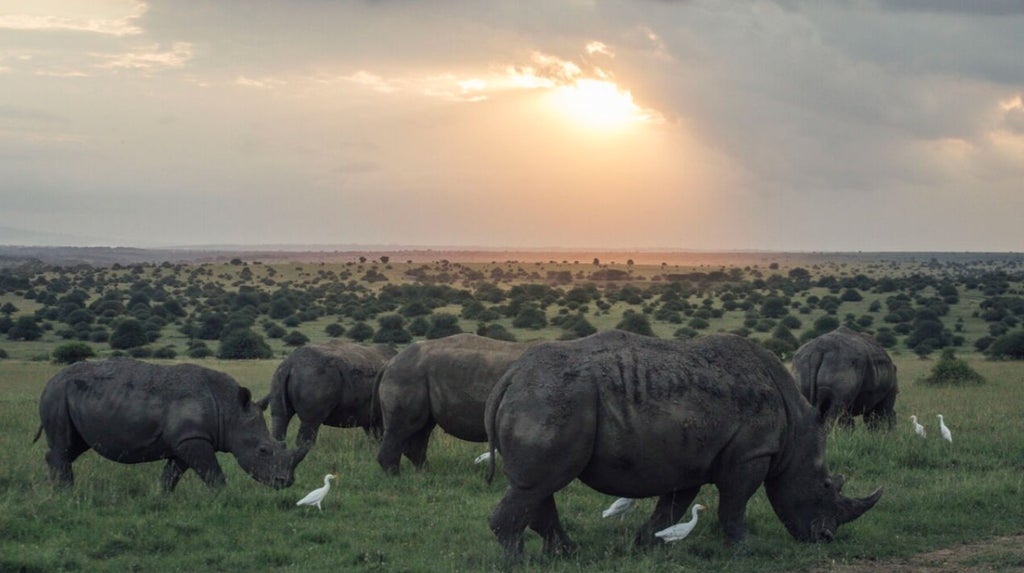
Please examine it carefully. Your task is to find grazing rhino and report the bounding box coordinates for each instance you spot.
[34,358,303,491]
[255,342,397,450]
[792,326,898,430]
[376,333,532,475]
[485,330,882,560]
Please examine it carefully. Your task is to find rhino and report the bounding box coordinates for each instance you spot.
[375,333,532,475]
[255,342,397,450]
[485,330,882,560]
[792,326,898,430]
[34,358,303,491]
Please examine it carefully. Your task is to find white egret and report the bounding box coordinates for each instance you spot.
[654,504,706,542]
[938,414,952,443]
[601,497,635,519]
[474,451,492,464]
[910,415,926,438]
[296,473,336,511]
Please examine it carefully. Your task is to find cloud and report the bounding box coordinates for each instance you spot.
[92,42,193,71]
[0,1,146,36]
[585,41,614,57]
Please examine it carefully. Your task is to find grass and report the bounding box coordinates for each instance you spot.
[2,354,1023,572]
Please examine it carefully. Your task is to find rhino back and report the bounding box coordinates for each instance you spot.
[421,334,530,441]
[56,359,229,462]
[495,332,794,497]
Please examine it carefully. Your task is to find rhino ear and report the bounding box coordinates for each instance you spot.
[238,386,252,406]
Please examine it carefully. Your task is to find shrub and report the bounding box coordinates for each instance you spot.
[128,346,153,358]
[265,323,287,339]
[348,322,374,342]
[325,323,346,338]
[919,349,985,386]
[109,319,148,349]
[987,330,1024,359]
[477,323,516,342]
[616,310,654,337]
[427,313,463,339]
[218,329,273,359]
[52,342,96,364]
[556,314,596,340]
[153,346,178,359]
[7,316,43,341]
[374,314,412,344]
[0,347,8,359]
[187,341,213,359]
[283,330,310,346]
[512,305,548,330]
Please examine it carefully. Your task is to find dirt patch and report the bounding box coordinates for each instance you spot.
[815,535,1024,572]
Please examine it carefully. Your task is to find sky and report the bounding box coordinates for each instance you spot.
[1,0,1022,252]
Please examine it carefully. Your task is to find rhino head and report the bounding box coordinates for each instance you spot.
[763,399,883,542]
[228,387,303,489]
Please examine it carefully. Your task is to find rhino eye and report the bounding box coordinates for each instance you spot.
[823,479,833,489]
[258,445,272,456]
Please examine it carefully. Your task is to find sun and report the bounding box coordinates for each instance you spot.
[547,79,649,131]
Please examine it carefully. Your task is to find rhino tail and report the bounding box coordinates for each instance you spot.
[32,423,43,444]
[368,366,387,439]
[484,374,513,485]
[260,359,294,415]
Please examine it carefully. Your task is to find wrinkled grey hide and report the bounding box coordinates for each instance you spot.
[255,342,396,451]
[35,358,300,491]
[792,326,898,430]
[376,333,532,474]
[485,330,882,560]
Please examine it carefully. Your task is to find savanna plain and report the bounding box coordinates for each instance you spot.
[1,251,1023,572]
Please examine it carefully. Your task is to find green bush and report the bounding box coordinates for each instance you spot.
[0,347,8,359]
[218,329,273,359]
[109,318,148,349]
[919,349,985,386]
[987,330,1024,359]
[324,323,346,338]
[512,305,548,330]
[616,310,654,337]
[426,313,463,339]
[153,346,178,359]
[52,342,96,364]
[477,323,516,341]
[283,330,310,346]
[348,322,374,342]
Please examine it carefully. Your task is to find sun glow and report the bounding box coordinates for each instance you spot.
[548,79,649,131]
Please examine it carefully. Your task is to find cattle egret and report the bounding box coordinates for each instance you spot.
[296,473,336,511]
[910,415,926,438]
[938,414,952,443]
[601,497,636,519]
[654,504,705,542]
[474,451,492,464]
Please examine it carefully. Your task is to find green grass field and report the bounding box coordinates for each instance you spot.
[2,355,1023,572]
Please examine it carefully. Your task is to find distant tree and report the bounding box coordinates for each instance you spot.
[374,314,411,343]
[616,310,655,337]
[283,330,310,347]
[348,322,374,342]
[380,256,390,264]
[187,340,213,359]
[7,316,43,341]
[218,329,273,359]
[427,313,463,339]
[109,318,148,349]
[52,342,96,364]
[512,304,547,330]
[0,347,8,359]
[324,323,346,338]
[477,323,516,342]
[760,296,790,319]
[0,302,18,315]
[153,346,178,359]
[919,348,985,385]
[408,316,430,337]
[556,313,596,340]
[987,330,1024,359]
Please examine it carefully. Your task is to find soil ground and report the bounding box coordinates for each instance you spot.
[815,535,1024,572]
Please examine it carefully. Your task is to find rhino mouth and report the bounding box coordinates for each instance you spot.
[809,517,837,543]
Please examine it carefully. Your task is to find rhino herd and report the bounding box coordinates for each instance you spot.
[35,327,894,561]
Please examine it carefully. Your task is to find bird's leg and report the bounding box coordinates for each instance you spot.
[634,487,700,547]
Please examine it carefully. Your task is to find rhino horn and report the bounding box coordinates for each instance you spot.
[837,487,883,525]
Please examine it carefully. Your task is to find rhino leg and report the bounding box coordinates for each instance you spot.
[270,413,292,443]
[489,486,542,562]
[175,438,226,489]
[377,431,404,475]
[634,486,701,547]
[864,393,896,431]
[44,434,89,489]
[717,457,770,544]
[530,495,577,556]
[404,420,436,471]
[295,421,321,451]
[161,458,189,492]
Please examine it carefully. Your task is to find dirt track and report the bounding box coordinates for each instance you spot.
[814,535,1024,572]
